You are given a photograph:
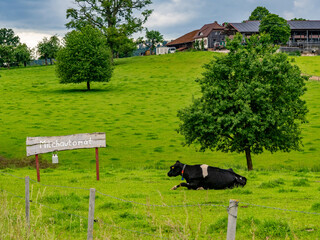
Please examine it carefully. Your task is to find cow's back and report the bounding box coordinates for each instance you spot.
[203,167,240,189]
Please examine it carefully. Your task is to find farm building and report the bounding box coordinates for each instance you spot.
[288,20,320,48]
[166,29,199,51]
[223,21,260,37]
[193,21,226,50]
[224,20,320,49]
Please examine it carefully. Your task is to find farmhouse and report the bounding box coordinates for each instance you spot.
[166,29,199,51]
[193,21,226,50]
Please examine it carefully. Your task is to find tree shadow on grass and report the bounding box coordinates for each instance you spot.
[46,85,121,94]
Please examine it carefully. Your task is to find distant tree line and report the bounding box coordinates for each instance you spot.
[0,28,63,68]
[0,28,31,68]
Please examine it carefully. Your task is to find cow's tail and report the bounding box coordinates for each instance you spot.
[235,175,247,187]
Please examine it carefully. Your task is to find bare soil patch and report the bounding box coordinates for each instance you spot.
[0,156,57,169]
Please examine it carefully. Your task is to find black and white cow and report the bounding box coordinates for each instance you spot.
[167,161,247,190]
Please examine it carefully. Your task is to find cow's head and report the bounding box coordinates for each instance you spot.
[167,161,183,177]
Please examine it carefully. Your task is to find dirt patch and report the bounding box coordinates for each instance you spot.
[0,156,57,169]
[310,76,320,81]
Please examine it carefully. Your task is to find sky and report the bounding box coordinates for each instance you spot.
[0,0,319,48]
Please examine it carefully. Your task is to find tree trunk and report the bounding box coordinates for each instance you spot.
[87,81,91,91]
[45,58,48,66]
[24,61,27,67]
[50,58,53,65]
[245,148,253,171]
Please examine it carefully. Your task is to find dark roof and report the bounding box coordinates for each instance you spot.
[288,20,320,30]
[229,21,260,33]
[194,21,225,39]
[166,29,199,46]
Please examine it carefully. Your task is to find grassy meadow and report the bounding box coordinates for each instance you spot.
[1,52,320,239]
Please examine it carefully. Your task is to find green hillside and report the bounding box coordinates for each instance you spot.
[1,52,320,239]
[0,52,320,170]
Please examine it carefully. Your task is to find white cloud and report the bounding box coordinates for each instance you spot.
[14,30,60,49]
[293,0,307,8]
[283,11,295,20]
[145,0,204,28]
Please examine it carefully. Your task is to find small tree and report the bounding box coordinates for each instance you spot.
[0,28,20,68]
[200,39,205,50]
[0,45,15,68]
[37,35,61,65]
[0,28,20,46]
[177,33,308,171]
[193,40,200,50]
[145,30,163,55]
[259,14,291,45]
[56,25,113,91]
[249,6,270,21]
[14,44,31,67]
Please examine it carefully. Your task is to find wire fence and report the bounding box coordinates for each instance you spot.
[1,170,320,239]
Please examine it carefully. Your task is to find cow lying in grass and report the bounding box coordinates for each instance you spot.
[167,161,247,190]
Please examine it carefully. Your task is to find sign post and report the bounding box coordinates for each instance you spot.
[95,148,99,181]
[26,133,106,182]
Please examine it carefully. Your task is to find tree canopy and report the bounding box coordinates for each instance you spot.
[66,0,153,57]
[259,14,291,45]
[291,18,307,21]
[37,35,61,65]
[0,28,30,68]
[145,30,163,55]
[14,43,31,67]
[249,6,270,21]
[56,25,113,90]
[177,33,308,171]
[0,28,20,46]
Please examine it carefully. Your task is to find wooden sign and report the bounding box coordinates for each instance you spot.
[26,132,106,156]
[26,133,106,182]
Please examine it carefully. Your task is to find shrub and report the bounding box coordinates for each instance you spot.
[257,219,291,238]
[292,178,310,187]
[259,178,285,188]
[311,203,320,212]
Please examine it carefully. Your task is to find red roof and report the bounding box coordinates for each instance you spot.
[167,30,199,46]
[194,21,224,39]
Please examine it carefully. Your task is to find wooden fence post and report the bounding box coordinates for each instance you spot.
[87,188,96,240]
[226,199,239,240]
[25,176,30,227]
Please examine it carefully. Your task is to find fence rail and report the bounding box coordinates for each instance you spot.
[1,170,319,239]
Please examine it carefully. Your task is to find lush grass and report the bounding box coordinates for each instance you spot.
[1,168,320,239]
[1,52,320,239]
[0,52,320,170]
[293,56,320,76]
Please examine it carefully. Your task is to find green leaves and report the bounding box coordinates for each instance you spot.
[259,14,291,45]
[66,0,153,58]
[56,25,113,90]
[177,34,308,169]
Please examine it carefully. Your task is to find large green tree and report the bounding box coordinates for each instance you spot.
[145,29,163,55]
[37,35,61,65]
[66,0,153,58]
[56,25,113,91]
[259,14,291,45]
[177,33,308,171]
[248,6,270,21]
